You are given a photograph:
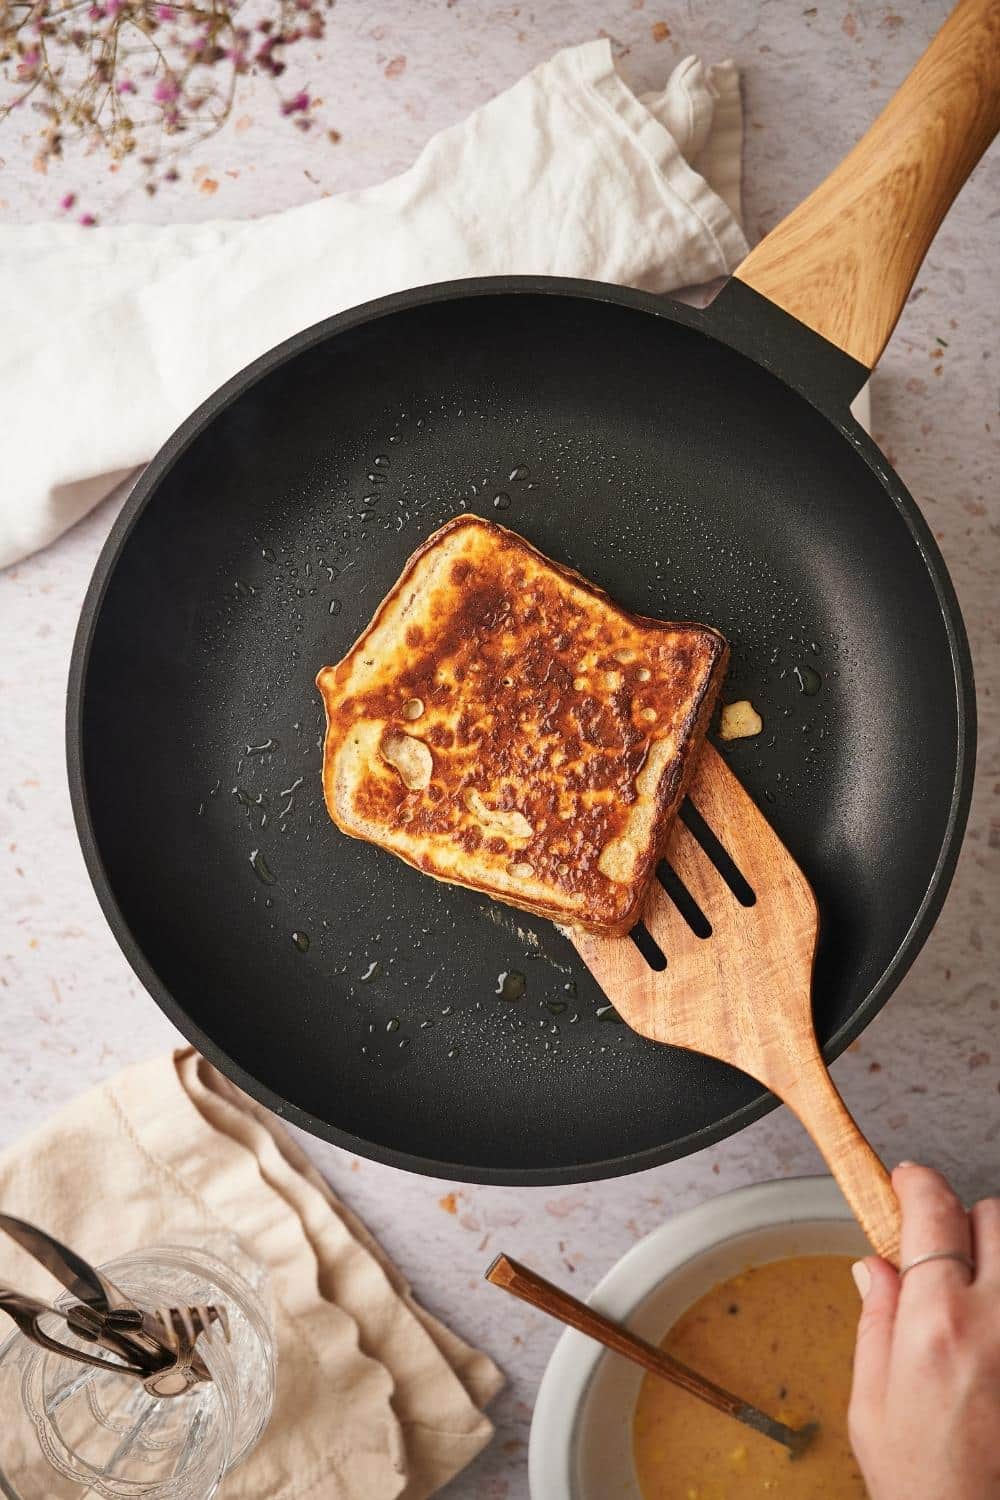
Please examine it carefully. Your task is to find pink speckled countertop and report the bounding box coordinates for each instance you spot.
[1,4,997,1497]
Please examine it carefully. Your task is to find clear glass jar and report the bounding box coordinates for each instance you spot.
[0,1237,275,1500]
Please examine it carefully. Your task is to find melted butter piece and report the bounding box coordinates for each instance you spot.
[719,699,762,740]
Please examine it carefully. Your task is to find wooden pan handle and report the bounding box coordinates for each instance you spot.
[734,0,1000,369]
[776,1050,902,1265]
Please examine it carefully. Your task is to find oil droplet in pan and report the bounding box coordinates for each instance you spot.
[249,849,276,885]
[793,664,822,696]
[496,971,526,1001]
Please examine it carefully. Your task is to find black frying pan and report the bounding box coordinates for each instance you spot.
[68,3,996,1183]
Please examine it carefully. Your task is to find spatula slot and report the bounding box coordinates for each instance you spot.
[629,921,667,971]
[678,799,757,907]
[655,861,713,937]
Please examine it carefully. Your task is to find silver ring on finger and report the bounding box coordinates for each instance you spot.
[898,1250,975,1279]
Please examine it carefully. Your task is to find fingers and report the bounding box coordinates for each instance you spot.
[970,1197,1000,1285]
[849,1256,900,1427]
[894,1164,972,1290]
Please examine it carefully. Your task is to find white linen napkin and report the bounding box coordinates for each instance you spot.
[0,43,746,570]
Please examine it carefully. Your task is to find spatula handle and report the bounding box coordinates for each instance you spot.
[778,1054,901,1265]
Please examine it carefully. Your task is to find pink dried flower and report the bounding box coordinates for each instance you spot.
[1,0,334,205]
[79,212,97,226]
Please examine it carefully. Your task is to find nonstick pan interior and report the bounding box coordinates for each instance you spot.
[70,287,971,1181]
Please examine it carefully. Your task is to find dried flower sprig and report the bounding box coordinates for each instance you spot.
[0,0,334,210]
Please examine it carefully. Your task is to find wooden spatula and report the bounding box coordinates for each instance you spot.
[571,744,902,1264]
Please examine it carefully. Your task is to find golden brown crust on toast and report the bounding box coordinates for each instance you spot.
[316,516,728,936]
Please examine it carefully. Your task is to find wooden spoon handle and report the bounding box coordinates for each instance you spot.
[735,0,1000,369]
[775,1052,902,1265]
[486,1253,747,1419]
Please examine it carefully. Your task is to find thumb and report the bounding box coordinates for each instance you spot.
[849,1257,900,1426]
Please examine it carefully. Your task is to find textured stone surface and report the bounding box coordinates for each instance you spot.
[0,4,997,1498]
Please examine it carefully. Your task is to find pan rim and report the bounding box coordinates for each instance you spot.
[65,275,976,1185]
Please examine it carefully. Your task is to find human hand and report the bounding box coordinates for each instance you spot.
[849,1163,1000,1500]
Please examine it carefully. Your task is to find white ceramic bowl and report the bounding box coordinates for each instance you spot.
[529,1176,866,1500]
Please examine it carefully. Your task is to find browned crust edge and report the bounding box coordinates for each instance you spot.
[316,515,729,937]
[597,636,729,935]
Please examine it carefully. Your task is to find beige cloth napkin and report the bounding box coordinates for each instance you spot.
[0,1049,502,1499]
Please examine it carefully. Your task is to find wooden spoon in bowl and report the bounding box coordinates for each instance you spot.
[486,1253,817,1458]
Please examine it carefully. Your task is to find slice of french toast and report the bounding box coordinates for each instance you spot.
[316,515,727,936]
